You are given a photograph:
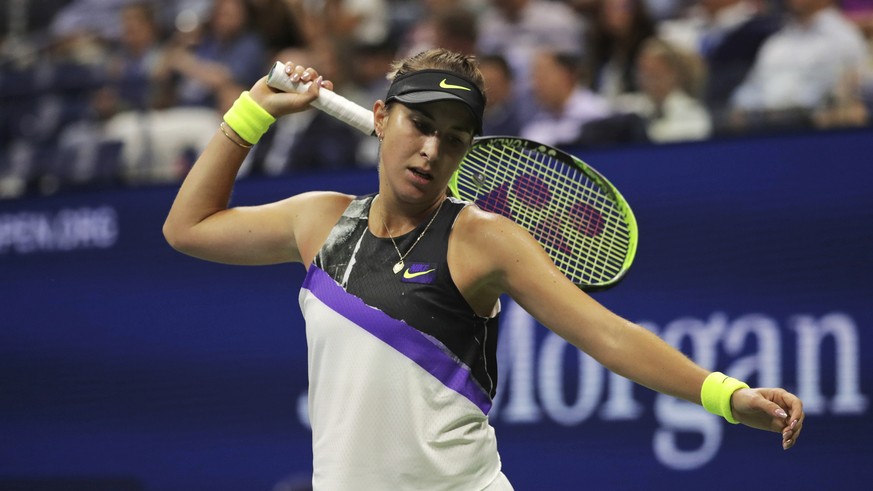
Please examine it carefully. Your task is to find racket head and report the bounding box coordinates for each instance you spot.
[449,137,638,291]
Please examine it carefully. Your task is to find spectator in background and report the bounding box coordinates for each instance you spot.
[52,86,124,190]
[614,37,712,142]
[44,2,165,193]
[479,53,523,136]
[728,0,869,133]
[659,0,781,131]
[0,0,115,196]
[521,49,612,146]
[399,0,470,57]
[588,0,656,104]
[48,0,131,47]
[343,39,397,165]
[478,0,587,57]
[347,40,396,108]
[105,0,271,184]
[158,0,266,110]
[315,0,390,47]
[250,0,308,59]
[107,2,166,112]
[430,6,479,56]
[245,45,363,176]
[477,0,588,120]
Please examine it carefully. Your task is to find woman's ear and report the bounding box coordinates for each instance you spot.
[373,99,391,141]
[373,100,388,140]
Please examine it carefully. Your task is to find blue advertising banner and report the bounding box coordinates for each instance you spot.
[2,128,871,490]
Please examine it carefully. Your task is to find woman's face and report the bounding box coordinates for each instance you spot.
[375,100,475,204]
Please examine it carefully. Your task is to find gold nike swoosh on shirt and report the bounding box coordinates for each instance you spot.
[439,79,472,91]
[403,268,436,279]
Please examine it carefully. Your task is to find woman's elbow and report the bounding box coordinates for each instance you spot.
[162,219,193,253]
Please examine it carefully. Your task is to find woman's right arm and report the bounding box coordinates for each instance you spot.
[163,65,350,266]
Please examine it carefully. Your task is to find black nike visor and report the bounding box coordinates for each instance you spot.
[385,69,485,135]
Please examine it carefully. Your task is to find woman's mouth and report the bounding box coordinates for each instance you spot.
[408,168,434,183]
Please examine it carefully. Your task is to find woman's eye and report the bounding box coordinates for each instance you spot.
[412,119,430,134]
[449,134,472,147]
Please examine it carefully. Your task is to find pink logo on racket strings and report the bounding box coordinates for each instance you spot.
[474,173,605,255]
[513,174,551,207]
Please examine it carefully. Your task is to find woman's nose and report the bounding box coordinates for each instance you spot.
[421,135,440,162]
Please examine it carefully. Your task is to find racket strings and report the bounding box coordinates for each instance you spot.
[506,146,628,281]
[457,144,633,286]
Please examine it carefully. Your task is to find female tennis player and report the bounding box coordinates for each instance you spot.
[163,48,804,490]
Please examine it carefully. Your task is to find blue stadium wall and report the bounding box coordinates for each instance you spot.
[2,128,871,491]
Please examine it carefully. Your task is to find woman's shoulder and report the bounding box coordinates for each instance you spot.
[285,191,357,216]
[452,203,526,248]
[292,190,356,202]
[271,191,357,232]
[283,191,357,266]
[449,202,554,311]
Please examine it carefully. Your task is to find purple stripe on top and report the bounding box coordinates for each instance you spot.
[302,264,492,414]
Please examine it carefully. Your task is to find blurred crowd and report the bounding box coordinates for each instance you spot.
[1,0,871,198]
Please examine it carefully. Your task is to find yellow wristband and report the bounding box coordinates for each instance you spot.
[223,91,276,145]
[701,371,750,424]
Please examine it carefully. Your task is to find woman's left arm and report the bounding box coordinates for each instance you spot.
[454,208,803,448]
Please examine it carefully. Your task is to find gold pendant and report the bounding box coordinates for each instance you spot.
[393,260,404,274]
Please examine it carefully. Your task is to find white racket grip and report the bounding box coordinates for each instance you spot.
[266,61,375,136]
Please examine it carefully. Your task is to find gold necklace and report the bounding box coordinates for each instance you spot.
[381,197,446,274]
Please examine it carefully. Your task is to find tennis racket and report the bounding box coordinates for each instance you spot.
[266,62,638,290]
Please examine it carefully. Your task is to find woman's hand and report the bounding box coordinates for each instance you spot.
[731,387,804,450]
[249,62,334,118]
